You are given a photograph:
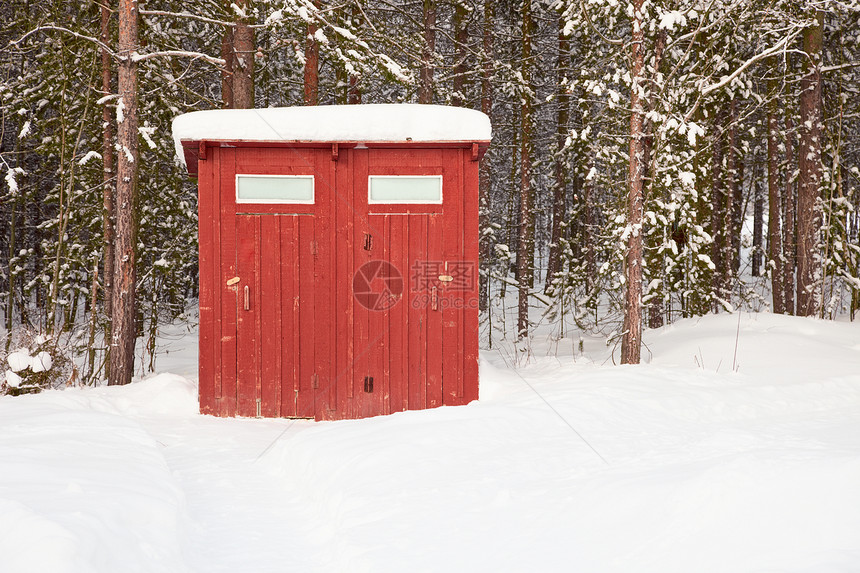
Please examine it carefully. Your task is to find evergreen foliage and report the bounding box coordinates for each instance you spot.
[1,0,860,383]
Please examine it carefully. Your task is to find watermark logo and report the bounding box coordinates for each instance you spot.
[352,260,403,311]
[410,260,476,292]
[353,259,477,311]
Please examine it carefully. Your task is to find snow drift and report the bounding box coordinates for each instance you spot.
[1,313,859,572]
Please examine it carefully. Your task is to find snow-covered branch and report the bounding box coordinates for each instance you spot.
[132,51,226,67]
[822,61,860,73]
[491,273,553,306]
[700,31,800,97]
[575,0,624,45]
[139,9,239,27]
[9,25,117,58]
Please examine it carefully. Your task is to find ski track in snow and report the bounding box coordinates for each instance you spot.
[2,312,860,572]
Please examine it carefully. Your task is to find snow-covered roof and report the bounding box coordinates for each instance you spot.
[172,104,491,168]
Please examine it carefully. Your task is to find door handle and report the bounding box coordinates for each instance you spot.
[244,285,250,311]
[364,232,372,251]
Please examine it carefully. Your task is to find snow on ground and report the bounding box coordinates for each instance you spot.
[2,312,860,572]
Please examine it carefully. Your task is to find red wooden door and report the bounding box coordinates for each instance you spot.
[236,214,320,417]
[347,148,470,417]
[230,148,335,418]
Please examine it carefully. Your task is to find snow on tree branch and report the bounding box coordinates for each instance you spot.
[132,51,226,67]
[9,25,116,58]
[139,9,239,27]
[700,31,800,97]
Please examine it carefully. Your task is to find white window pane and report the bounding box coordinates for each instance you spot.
[236,175,314,203]
[369,176,442,204]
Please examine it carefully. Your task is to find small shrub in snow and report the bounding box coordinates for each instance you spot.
[1,330,74,396]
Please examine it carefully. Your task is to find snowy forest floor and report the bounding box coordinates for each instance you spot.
[2,312,860,572]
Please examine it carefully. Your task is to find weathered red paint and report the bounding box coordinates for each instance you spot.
[182,135,487,420]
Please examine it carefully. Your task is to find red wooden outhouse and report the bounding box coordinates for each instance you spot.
[173,104,491,420]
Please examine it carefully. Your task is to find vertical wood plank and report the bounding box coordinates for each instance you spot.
[352,149,372,418]
[334,148,354,419]
[441,152,462,404]
[298,215,316,418]
[462,149,481,403]
[236,214,260,417]
[260,215,281,416]
[314,149,335,418]
[387,214,408,413]
[197,144,216,415]
[426,213,443,409]
[368,213,388,417]
[280,216,298,417]
[219,147,238,417]
[407,215,428,410]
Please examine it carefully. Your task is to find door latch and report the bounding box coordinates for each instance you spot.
[363,233,372,251]
[438,261,453,285]
[363,376,374,393]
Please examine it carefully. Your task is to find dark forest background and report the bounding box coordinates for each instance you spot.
[1,0,859,387]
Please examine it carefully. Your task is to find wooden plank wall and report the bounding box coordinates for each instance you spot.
[200,145,479,420]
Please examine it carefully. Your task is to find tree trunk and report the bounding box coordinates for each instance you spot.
[730,112,743,275]
[783,114,796,314]
[583,151,597,295]
[752,161,763,276]
[767,94,785,312]
[221,24,234,108]
[516,0,533,339]
[5,197,15,338]
[304,1,319,105]
[451,0,468,107]
[348,76,362,104]
[620,0,645,364]
[109,0,140,386]
[545,23,570,294]
[710,105,727,305]
[644,29,666,329]
[232,0,255,109]
[101,1,115,331]
[348,4,362,103]
[796,10,824,316]
[725,100,739,282]
[478,0,494,312]
[419,0,436,104]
